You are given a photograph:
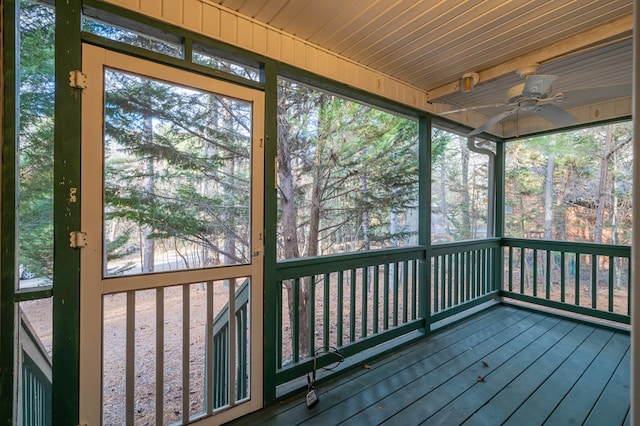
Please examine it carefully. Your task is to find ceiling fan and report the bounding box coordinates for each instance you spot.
[442,67,577,136]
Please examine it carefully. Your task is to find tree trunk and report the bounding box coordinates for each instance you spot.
[611,150,622,289]
[361,174,371,251]
[439,150,448,237]
[544,154,555,239]
[594,125,612,244]
[308,147,322,257]
[142,114,155,273]
[222,156,236,266]
[390,187,400,248]
[297,95,332,356]
[277,96,311,356]
[460,138,471,239]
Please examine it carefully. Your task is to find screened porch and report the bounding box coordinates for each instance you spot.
[1,1,637,425]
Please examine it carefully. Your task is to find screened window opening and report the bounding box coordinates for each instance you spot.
[192,46,261,82]
[18,0,55,288]
[103,68,252,277]
[431,128,492,242]
[276,79,420,260]
[82,16,183,58]
[504,122,633,244]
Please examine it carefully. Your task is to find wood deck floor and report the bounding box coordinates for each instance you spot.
[230,305,630,425]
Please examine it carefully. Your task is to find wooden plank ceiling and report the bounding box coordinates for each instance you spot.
[210,0,633,137]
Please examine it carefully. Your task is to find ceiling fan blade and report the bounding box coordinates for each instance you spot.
[469,109,516,136]
[535,104,577,127]
[439,102,508,115]
[522,75,558,96]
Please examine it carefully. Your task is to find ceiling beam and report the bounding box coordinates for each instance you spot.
[426,14,633,101]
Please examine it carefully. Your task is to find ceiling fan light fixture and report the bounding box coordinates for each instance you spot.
[460,72,480,92]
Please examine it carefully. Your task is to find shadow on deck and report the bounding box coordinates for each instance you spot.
[230,304,630,425]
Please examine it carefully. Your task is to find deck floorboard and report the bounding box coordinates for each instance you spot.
[229,305,630,426]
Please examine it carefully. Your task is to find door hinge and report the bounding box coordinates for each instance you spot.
[69,70,87,89]
[70,231,88,248]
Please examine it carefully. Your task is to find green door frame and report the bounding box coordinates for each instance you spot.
[52,0,82,423]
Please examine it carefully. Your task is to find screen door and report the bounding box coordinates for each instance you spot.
[80,44,264,425]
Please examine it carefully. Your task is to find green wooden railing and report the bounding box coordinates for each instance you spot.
[21,355,52,426]
[271,237,630,393]
[275,247,427,385]
[274,241,501,387]
[501,238,631,324]
[18,310,52,425]
[430,239,501,323]
[208,278,250,410]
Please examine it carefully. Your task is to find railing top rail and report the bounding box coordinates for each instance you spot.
[501,237,631,257]
[275,246,426,281]
[212,278,250,334]
[18,308,52,368]
[430,238,501,255]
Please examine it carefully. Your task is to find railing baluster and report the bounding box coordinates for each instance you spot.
[350,269,356,342]
[591,254,597,309]
[561,251,566,303]
[433,257,439,313]
[440,256,446,310]
[157,287,165,418]
[471,250,478,299]
[532,248,538,298]
[373,267,380,334]
[292,278,300,362]
[412,260,418,320]
[126,291,135,425]
[508,247,513,292]
[478,250,483,296]
[403,261,409,323]
[309,275,316,355]
[237,304,248,401]
[214,324,228,408]
[483,249,487,294]
[486,249,490,293]
[481,249,487,294]
[492,248,497,292]
[183,284,190,422]
[520,248,525,294]
[454,253,460,305]
[323,273,330,348]
[228,278,237,407]
[362,267,368,338]
[480,249,486,294]
[465,252,471,302]
[205,282,213,414]
[446,255,452,309]
[393,262,399,327]
[608,256,614,313]
[276,282,282,369]
[545,251,551,299]
[575,254,581,306]
[383,264,389,329]
[628,260,632,316]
